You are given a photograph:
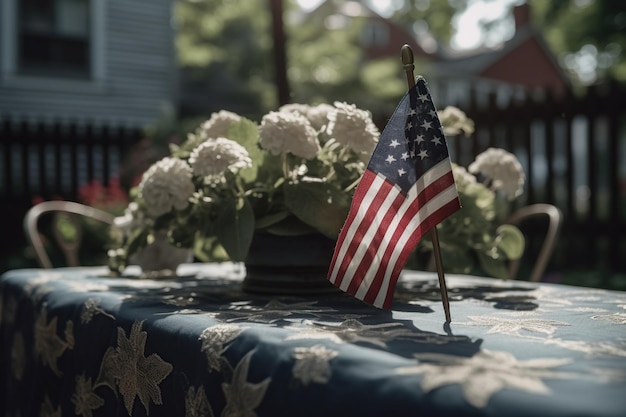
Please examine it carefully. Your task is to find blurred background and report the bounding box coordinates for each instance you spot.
[1,0,625,288]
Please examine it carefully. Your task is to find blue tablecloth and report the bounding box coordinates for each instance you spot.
[1,264,625,417]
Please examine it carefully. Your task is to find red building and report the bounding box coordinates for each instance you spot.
[305,1,570,106]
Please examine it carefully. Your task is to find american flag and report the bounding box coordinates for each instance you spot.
[327,77,461,309]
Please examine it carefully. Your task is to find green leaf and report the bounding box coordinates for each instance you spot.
[126,228,149,257]
[477,251,510,279]
[264,215,318,236]
[495,224,525,260]
[439,243,474,275]
[254,210,290,230]
[227,119,261,183]
[215,197,255,261]
[283,181,350,239]
[194,237,229,262]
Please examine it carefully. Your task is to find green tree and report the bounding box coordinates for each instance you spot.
[285,1,426,122]
[388,0,469,43]
[529,0,626,85]
[175,0,277,119]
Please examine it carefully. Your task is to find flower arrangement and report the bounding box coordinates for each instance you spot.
[108,103,379,273]
[108,102,525,280]
[416,107,526,278]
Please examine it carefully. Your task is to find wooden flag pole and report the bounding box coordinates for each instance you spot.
[401,44,452,322]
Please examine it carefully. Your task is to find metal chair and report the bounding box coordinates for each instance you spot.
[505,203,562,282]
[23,201,115,268]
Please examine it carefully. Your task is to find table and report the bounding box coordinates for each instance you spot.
[1,264,625,417]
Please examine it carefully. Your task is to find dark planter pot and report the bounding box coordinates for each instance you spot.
[243,233,339,294]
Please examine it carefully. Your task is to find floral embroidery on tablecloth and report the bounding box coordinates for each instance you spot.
[459,315,570,336]
[286,326,346,344]
[34,307,74,376]
[23,274,60,303]
[292,344,338,385]
[312,319,409,348]
[199,323,247,373]
[525,287,574,307]
[591,312,626,324]
[72,374,105,417]
[215,299,338,324]
[62,280,110,293]
[10,331,25,381]
[566,306,609,313]
[222,349,270,417]
[304,319,471,348]
[40,394,62,417]
[96,320,173,415]
[396,349,574,408]
[544,338,626,358]
[161,294,201,307]
[185,385,215,417]
[80,298,115,323]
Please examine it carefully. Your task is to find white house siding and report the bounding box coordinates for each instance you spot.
[0,0,177,129]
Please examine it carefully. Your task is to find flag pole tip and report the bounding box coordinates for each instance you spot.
[401,44,414,68]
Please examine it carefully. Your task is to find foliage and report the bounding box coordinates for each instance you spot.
[388,0,468,43]
[529,0,626,86]
[175,0,276,117]
[108,102,379,273]
[110,101,525,279]
[415,109,526,278]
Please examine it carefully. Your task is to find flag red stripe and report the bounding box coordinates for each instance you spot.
[344,182,405,295]
[327,170,377,285]
[329,172,394,288]
[379,198,462,308]
[361,184,459,307]
[347,169,455,296]
[329,160,458,306]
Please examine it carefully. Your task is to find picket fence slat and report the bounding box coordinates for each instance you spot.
[456,79,626,278]
[1,80,625,278]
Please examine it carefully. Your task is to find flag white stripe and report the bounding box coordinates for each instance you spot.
[354,183,458,303]
[338,176,399,291]
[336,159,455,296]
[328,174,388,285]
[371,185,460,307]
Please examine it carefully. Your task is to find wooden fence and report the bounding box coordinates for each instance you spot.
[1,80,625,279]
[446,79,626,279]
[0,119,142,270]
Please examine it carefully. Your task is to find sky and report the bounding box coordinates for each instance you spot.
[296,0,524,51]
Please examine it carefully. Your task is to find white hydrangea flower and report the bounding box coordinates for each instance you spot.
[189,137,252,177]
[139,157,195,217]
[130,230,192,272]
[469,147,525,201]
[259,111,321,159]
[437,106,475,136]
[112,202,147,235]
[305,103,335,131]
[196,110,242,140]
[279,103,335,134]
[451,164,478,189]
[326,101,379,154]
[278,103,311,117]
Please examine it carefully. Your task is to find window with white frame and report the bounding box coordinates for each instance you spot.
[18,0,91,77]
[1,0,104,85]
